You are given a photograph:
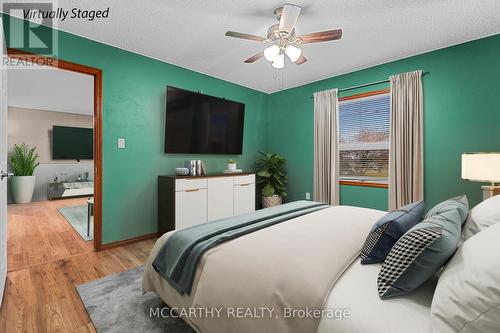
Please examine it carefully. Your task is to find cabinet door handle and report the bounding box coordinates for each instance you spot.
[185,188,200,192]
[239,183,250,187]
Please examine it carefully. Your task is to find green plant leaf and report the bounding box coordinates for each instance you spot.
[254,151,287,197]
[257,170,272,178]
[10,143,39,176]
[261,183,275,197]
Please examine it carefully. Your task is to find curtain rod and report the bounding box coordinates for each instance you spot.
[310,71,430,98]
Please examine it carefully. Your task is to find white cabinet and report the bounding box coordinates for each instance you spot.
[208,177,234,221]
[175,188,208,229]
[158,173,256,234]
[176,178,208,191]
[234,183,256,215]
[233,174,255,185]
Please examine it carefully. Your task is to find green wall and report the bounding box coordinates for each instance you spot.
[5,14,500,242]
[4,16,268,243]
[268,34,500,211]
[340,185,388,210]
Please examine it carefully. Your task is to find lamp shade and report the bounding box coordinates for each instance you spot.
[461,153,500,183]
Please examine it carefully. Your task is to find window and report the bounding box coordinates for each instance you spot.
[339,91,390,185]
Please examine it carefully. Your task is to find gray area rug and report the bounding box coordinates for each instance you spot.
[58,204,93,241]
[76,265,195,333]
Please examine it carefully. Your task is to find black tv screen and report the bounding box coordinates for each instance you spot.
[52,126,93,160]
[165,86,245,154]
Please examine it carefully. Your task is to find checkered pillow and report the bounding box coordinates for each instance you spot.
[378,227,442,297]
[377,200,465,299]
[360,201,425,264]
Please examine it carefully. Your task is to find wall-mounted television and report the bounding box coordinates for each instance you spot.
[165,86,245,154]
[52,125,93,160]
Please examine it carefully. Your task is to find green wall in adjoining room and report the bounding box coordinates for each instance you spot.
[268,34,500,211]
[4,16,268,243]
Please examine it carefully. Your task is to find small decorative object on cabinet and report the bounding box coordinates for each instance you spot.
[255,152,287,208]
[184,160,205,175]
[462,153,500,200]
[175,167,190,176]
[10,143,39,204]
[158,172,255,234]
[196,160,205,175]
[227,159,237,172]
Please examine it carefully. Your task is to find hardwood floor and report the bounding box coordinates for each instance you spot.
[0,240,155,332]
[7,198,94,271]
[1,199,157,332]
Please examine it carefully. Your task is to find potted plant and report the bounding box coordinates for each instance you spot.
[227,159,237,172]
[10,143,39,204]
[255,152,287,208]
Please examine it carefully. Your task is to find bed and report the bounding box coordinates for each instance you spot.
[143,203,435,333]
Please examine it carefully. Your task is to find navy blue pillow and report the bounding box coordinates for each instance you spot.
[360,201,425,264]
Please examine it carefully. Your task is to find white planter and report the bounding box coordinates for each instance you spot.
[262,194,283,208]
[227,162,237,172]
[10,176,36,204]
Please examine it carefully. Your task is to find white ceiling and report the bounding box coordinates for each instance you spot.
[35,1,500,92]
[7,66,94,115]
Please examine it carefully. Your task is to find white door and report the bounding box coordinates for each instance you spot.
[175,189,208,229]
[0,17,8,306]
[234,183,256,216]
[207,177,234,221]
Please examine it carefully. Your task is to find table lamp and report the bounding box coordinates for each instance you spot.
[462,153,500,200]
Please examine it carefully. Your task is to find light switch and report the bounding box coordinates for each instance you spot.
[305,192,311,200]
[117,138,126,149]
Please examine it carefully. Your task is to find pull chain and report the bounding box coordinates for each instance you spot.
[280,68,283,90]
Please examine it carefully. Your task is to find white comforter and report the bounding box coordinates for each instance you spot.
[318,260,436,333]
[144,205,400,333]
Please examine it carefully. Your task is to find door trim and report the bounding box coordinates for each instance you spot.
[7,48,104,251]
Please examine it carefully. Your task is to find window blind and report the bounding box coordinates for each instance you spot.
[339,93,390,183]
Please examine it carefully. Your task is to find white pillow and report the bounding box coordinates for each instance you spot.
[430,222,500,332]
[461,194,500,242]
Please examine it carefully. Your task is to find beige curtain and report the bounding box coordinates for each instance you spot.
[313,89,340,205]
[388,70,424,210]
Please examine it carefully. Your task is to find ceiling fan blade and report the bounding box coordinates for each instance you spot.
[244,51,264,63]
[294,54,307,65]
[300,29,342,44]
[225,31,265,42]
[278,4,301,34]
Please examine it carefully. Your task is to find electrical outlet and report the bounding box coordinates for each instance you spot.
[305,192,311,200]
[117,138,126,149]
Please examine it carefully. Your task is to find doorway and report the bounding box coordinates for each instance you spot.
[7,49,103,253]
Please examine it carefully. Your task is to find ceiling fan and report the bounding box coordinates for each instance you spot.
[225,4,342,69]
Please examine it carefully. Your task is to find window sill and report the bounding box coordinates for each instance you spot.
[339,180,388,189]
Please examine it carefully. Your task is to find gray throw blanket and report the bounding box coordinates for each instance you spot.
[152,200,328,295]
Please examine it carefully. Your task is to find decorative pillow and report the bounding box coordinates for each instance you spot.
[424,194,469,224]
[461,194,500,242]
[360,201,425,264]
[430,222,500,333]
[377,206,462,299]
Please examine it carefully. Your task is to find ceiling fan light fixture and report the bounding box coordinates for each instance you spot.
[264,45,280,62]
[272,53,285,69]
[285,45,302,63]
